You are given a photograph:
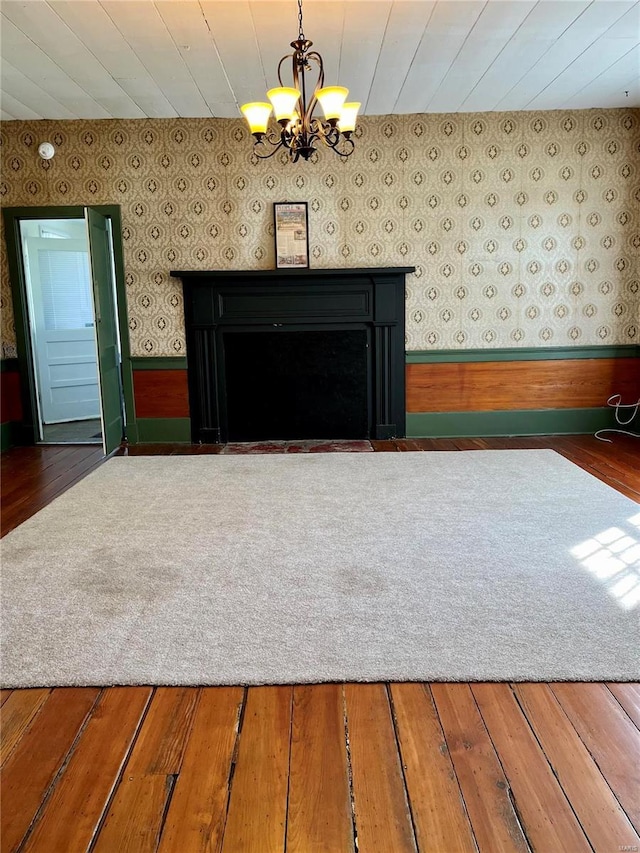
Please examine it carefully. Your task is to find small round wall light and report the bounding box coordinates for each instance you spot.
[38,142,55,160]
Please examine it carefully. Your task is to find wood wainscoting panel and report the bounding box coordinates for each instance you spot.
[1,369,22,423]
[406,358,640,413]
[132,370,190,419]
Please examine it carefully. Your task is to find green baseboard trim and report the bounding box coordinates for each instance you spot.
[405,345,639,364]
[1,421,21,451]
[1,422,11,451]
[125,421,139,444]
[406,408,624,438]
[0,358,19,373]
[134,417,191,443]
[130,357,188,370]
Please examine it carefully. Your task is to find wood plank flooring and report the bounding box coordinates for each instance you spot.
[1,435,639,852]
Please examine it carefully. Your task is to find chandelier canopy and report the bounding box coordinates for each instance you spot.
[240,0,360,162]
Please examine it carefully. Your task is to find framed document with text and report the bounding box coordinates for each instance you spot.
[274,202,309,269]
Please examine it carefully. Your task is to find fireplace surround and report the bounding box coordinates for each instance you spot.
[171,267,414,443]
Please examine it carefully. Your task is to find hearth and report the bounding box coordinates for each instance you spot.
[172,268,413,444]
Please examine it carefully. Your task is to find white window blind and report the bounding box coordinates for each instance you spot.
[38,249,93,331]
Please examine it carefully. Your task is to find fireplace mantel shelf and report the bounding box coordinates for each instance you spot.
[172,267,413,443]
[171,267,415,280]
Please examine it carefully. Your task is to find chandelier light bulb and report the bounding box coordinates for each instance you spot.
[267,87,301,124]
[285,111,301,133]
[316,86,349,123]
[338,102,361,136]
[240,102,273,137]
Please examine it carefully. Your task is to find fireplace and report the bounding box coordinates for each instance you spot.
[171,267,413,443]
[224,328,369,441]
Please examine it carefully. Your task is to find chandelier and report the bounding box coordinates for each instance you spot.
[240,0,360,162]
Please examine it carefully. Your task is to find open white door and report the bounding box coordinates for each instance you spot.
[22,234,100,425]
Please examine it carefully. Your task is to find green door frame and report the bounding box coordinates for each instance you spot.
[2,205,137,446]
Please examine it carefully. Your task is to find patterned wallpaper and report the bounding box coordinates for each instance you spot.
[1,109,638,357]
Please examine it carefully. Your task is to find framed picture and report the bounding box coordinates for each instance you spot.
[274,202,309,269]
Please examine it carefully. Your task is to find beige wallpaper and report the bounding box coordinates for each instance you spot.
[1,109,638,358]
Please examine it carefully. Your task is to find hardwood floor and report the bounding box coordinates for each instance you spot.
[1,444,105,537]
[1,436,639,852]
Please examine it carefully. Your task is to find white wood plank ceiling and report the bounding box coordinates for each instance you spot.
[1,0,638,122]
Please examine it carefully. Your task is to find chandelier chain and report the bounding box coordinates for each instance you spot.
[297,0,305,41]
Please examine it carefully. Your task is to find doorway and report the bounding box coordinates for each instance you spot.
[3,205,134,455]
[20,217,103,444]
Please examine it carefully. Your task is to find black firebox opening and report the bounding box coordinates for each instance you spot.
[223,329,370,441]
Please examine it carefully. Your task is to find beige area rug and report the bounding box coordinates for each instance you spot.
[1,451,639,687]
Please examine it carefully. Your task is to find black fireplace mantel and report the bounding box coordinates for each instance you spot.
[171,267,414,443]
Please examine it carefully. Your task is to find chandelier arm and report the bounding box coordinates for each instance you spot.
[253,142,285,160]
[295,50,315,131]
[308,117,337,141]
[251,130,287,159]
[277,53,295,87]
[304,51,324,118]
[305,51,325,87]
[339,138,356,157]
[291,51,306,122]
[324,135,356,158]
[302,130,320,148]
[309,120,354,154]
